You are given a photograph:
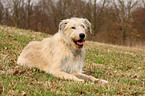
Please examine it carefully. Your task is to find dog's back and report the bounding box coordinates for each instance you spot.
[17,41,47,68]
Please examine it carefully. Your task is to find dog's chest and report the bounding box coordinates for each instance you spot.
[60,54,84,74]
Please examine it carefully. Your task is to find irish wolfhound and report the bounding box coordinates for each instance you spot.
[17,17,108,83]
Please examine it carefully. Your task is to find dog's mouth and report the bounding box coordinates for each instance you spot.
[73,39,85,47]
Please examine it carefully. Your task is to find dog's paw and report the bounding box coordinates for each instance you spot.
[94,79,108,83]
[78,79,84,82]
[100,80,108,83]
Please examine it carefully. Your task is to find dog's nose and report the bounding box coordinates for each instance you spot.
[79,33,85,39]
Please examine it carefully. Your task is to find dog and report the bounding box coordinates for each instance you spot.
[17,17,108,83]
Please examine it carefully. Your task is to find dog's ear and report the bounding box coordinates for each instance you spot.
[82,19,92,33]
[59,20,68,31]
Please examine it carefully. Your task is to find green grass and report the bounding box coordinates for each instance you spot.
[0,25,145,95]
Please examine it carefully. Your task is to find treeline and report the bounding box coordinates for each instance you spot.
[0,0,145,46]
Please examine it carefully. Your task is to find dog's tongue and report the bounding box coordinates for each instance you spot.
[77,41,83,45]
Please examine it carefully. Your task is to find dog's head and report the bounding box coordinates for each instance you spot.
[59,17,92,49]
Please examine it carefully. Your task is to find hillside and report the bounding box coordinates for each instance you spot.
[0,25,145,95]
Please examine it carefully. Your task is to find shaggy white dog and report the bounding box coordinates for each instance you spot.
[17,17,108,83]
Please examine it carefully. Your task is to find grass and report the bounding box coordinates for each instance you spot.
[0,25,145,95]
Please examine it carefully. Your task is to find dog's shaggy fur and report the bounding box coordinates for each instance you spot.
[17,18,108,83]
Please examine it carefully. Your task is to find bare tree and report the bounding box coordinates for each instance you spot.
[132,7,145,42]
[5,0,25,27]
[0,0,144,46]
[89,0,110,36]
[113,0,138,45]
[26,0,33,29]
[0,0,4,24]
[140,0,145,7]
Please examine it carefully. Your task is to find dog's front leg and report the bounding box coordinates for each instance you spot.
[74,73,108,83]
[52,71,84,82]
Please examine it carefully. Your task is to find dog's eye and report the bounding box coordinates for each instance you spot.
[71,27,76,29]
[81,25,85,28]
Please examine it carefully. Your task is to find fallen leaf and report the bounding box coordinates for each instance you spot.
[33,69,36,72]
[118,86,126,90]
[0,87,3,94]
[131,75,137,79]
[21,91,26,96]
[28,82,35,87]
[59,88,62,91]
[85,70,95,74]
[10,59,16,63]
[14,66,19,68]
[94,80,99,83]
[19,70,26,74]
[77,91,86,95]
[13,70,19,75]
[85,70,91,74]
[4,40,8,44]
[117,92,122,95]
[126,66,132,70]
[8,34,14,38]
[138,67,143,70]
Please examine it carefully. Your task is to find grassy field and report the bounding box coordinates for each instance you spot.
[0,25,145,96]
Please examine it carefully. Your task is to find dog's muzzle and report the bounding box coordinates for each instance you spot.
[73,39,84,47]
[73,33,86,47]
